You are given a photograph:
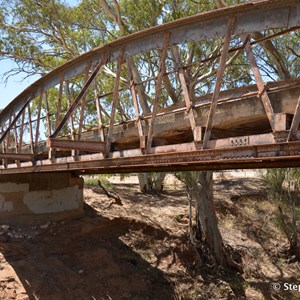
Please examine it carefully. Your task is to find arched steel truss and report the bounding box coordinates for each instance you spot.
[1,0,300,174]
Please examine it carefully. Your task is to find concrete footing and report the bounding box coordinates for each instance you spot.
[0,172,83,225]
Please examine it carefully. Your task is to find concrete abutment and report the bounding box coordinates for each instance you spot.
[0,172,83,225]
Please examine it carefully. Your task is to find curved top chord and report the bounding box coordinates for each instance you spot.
[1,0,299,125]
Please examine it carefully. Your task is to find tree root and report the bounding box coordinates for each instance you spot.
[224,244,243,273]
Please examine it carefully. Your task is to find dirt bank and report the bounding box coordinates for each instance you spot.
[0,175,299,299]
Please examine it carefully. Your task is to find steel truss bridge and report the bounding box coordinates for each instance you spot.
[1,0,300,175]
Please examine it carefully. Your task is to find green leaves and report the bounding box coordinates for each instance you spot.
[0,0,109,77]
[120,0,163,30]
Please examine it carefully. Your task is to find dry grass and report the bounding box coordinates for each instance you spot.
[243,206,258,220]
[220,214,236,229]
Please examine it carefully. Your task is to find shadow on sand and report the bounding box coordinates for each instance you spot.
[0,204,174,300]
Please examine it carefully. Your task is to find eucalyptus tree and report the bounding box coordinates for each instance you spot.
[0,0,108,75]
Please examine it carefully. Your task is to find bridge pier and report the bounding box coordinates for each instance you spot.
[0,172,83,225]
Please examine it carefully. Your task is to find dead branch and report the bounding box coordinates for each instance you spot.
[103,65,128,83]
[97,180,123,206]
[98,0,128,34]
[98,0,119,25]
[193,46,242,86]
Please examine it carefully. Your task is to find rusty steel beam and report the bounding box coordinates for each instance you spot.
[105,47,124,155]
[78,62,92,141]
[2,139,300,174]
[34,87,44,155]
[3,158,300,174]
[146,32,171,151]
[27,105,35,155]
[44,91,52,136]
[288,93,300,141]
[13,114,18,153]
[94,80,105,142]
[47,138,106,153]
[55,74,64,128]
[126,57,146,149]
[172,46,202,142]
[0,153,33,161]
[18,110,25,153]
[244,38,275,131]
[202,17,236,149]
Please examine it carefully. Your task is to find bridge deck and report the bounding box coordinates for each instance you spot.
[1,78,300,174]
[1,0,300,174]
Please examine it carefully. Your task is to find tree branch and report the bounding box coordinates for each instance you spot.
[103,65,128,83]
[97,180,123,206]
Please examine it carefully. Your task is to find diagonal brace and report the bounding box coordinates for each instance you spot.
[172,46,202,142]
[202,17,236,149]
[146,31,171,151]
[105,47,125,155]
[0,96,32,144]
[127,57,146,149]
[50,53,109,138]
[288,93,300,141]
[244,37,275,132]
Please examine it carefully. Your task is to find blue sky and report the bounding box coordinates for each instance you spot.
[0,0,80,109]
[0,60,40,109]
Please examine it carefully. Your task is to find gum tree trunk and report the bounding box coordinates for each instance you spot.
[138,172,166,194]
[185,171,226,265]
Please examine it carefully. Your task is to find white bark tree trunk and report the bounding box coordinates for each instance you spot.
[186,171,226,265]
